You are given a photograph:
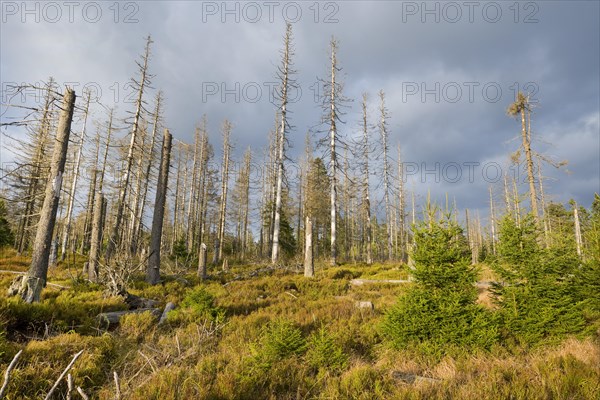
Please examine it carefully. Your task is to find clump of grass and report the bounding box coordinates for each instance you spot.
[3,332,118,398]
[119,310,158,342]
[0,290,126,338]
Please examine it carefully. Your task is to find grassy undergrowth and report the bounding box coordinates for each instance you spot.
[0,248,598,399]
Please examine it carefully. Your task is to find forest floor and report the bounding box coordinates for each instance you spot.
[0,249,599,399]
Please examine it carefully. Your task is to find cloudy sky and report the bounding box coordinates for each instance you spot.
[1,1,599,221]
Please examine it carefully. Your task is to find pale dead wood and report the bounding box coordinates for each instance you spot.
[137,351,157,374]
[113,371,121,400]
[44,350,84,400]
[0,349,23,398]
[66,374,73,400]
[76,387,89,400]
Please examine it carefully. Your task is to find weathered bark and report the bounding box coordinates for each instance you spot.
[512,177,522,227]
[522,106,538,222]
[379,90,393,260]
[88,192,104,283]
[147,129,172,285]
[198,243,208,280]
[465,209,477,265]
[328,38,339,266]
[128,119,149,253]
[304,215,314,277]
[397,144,407,262]
[61,91,90,260]
[489,186,496,255]
[97,308,161,326]
[171,143,183,252]
[81,167,98,252]
[508,93,538,224]
[192,120,211,255]
[503,174,512,217]
[361,94,373,265]
[16,88,75,303]
[186,128,201,252]
[272,23,293,264]
[216,121,232,264]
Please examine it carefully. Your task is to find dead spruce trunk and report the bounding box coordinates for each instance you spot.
[147,129,172,285]
[88,192,104,282]
[16,88,75,303]
[304,215,314,277]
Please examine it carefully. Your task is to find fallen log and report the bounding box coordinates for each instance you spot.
[96,308,161,326]
[158,302,176,325]
[391,371,442,384]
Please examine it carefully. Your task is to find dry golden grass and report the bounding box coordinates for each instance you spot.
[0,257,598,399]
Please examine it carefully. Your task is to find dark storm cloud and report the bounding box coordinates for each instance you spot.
[1,1,598,213]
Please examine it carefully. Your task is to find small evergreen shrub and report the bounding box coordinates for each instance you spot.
[382,215,498,356]
[492,214,588,346]
[249,318,306,371]
[167,286,225,324]
[306,326,348,373]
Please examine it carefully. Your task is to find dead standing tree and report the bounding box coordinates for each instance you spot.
[271,22,296,264]
[13,88,76,303]
[147,129,172,285]
[378,90,393,261]
[106,35,153,261]
[360,93,373,264]
[216,120,232,264]
[507,92,538,224]
[319,37,349,266]
[60,90,91,261]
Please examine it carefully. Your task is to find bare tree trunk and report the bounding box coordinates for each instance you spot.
[489,186,496,255]
[197,151,210,251]
[241,148,251,260]
[171,144,183,253]
[465,208,477,265]
[217,121,232,264]
[574,203,583,258]
[81,127,103,253]
[360,94,373,265]
[133,92,162,255]
[16,81,54,254]
[88,192,104,283]
[503,174,512,217]
[271,25,293,264]
[327,38,343,266]
[106,36,153,261]
[509,93,538,223]
[198,243,207,279]
[397,144,406,262]
[379,90,393,261]
[304,215,314,277]
[342,149,351,261]
[512,177,522,227]
[522,106,539,223]
[60,91,90,260]
[186,133,200,252]
[147,129,172,285]
[537,158,550,248]
[16,88,75,303]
